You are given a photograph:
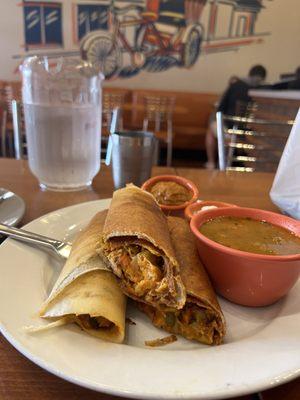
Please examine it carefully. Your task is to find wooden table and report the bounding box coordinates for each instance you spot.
[0,158,298,400]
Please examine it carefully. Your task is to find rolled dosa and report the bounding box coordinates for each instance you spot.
[139,217,226,345]
[39,210,126,343]
[100,184,186,310]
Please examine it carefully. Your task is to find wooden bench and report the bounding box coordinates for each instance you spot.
[129,88,218,151]
[1,81,219,152]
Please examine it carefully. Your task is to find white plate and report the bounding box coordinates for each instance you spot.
[0,199,299,400]
[0,188,25,226]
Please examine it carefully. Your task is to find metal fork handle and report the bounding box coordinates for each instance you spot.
[0,223,63,251]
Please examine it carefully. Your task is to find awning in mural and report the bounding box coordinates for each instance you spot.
[235,0,264,11]
[157,0,186,27]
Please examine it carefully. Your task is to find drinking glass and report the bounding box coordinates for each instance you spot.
[110,131,156,189]
[21,56,103,191]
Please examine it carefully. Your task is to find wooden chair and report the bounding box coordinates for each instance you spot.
[3,82,23,158]
[4,81,22,116]
[101,92,126,161]
[142,95,175,166]
[130,89,218,152]
[101,107,118,161]
[102,92,125,135]
[216,111,294,172]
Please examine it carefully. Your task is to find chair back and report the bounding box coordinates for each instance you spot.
[102,92,125,133]
[4,81,22,116]
[142,95,175,131]
[216,111,294,172]
[142,95,176,167]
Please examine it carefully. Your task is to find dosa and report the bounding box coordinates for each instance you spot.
[139,217,225,345]
[39,210,126,343]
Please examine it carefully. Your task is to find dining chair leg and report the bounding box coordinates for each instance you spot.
[216,111,226,171]
[166,143,172,167]
[153,138,160,166]
[143,119,148,132]
[119,116,124,131]
[155,115,160,132]
[1,110,7,157]
[8,129,14,157]
[12,100,24,160]
[166,120,173,167]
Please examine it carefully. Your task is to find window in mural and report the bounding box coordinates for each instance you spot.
[23,1,63,49]
[77,4,109,41]
[236,16,247,37]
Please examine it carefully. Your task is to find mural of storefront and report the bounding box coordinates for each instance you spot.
[202,0,265,52]
[18,0,269,78]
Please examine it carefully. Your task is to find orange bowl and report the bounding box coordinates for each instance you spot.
[185,200,237,221]
[190,207,300,307]
[141,175,199,216]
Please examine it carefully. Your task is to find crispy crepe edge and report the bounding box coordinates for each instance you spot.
[39,210,127,343]
[167,216,226,341]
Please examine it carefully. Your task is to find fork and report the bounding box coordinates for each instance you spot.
[0,223,72,259]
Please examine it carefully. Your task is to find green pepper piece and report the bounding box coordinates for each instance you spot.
[165,312,176,327]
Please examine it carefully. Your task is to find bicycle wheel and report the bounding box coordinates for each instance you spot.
[80,32,122,79]
[181,27,202,68]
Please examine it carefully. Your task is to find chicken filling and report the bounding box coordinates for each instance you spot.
[105,242,175,304]
[78,314,114,330]
[139,303,221,345]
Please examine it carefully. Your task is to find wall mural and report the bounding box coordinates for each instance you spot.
[20,0,270,79]
[23,1,63,49]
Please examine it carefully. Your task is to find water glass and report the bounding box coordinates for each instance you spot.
[21,56,103,191]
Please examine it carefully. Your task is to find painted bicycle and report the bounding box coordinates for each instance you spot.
[80,0,207,79]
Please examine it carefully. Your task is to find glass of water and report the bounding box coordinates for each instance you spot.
[21,56,103,191]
